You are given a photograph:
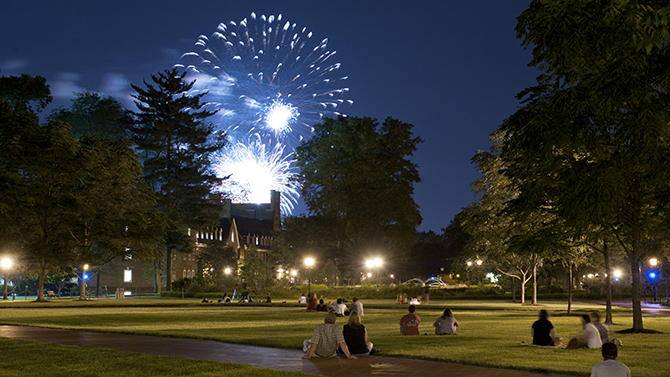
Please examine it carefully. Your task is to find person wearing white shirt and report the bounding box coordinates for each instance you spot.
[349,297,364,316]
[591,342,631,377]
[333,298,347,316]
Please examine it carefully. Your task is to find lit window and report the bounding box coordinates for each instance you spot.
[124,269,132,282]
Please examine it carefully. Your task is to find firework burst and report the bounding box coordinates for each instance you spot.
[213,135,299,215]
[176,12,351,213]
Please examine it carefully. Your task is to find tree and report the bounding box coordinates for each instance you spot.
[503,0,670,331]
[462,133,551,305]
[49,90,134,139]
[0,96,79,301]
[66,136,165,300]
[295,116,423,270]
[239,247,274,294]
[195,243,237,291]
[130,68,227,292]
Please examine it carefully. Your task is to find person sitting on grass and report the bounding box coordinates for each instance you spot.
[316,299,327,312]
[306,293,318,311]
[591,311,609,344]
[341,311,374,356]
[567,314,603,349]
[531,310,561,346]
[333,298,347,316]
[302,312,357,359]
[433,308,459,335]
[590,342,631,377]
[218,293,231,303]
[298,293,307,304]
[349,297,364,317]
[400,305,421,335]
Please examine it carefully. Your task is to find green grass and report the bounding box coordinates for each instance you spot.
[0,299,667,376]
[0,338,312,377]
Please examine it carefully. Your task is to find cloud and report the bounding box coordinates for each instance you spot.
[0,58,28,74]
[51,73,84,100]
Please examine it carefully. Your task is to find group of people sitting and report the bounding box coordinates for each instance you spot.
[302,310,375,359]
[531,310,610,349]
[399,305,459,335]
[301,293,364,316]
[531,310,630,376]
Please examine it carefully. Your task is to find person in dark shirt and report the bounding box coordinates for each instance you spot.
[531,310,561,346]
[341,311,373,356]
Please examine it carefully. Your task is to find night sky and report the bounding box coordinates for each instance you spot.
[1,1,537,233]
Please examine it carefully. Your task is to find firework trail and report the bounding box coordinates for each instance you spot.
[175,13,352,214]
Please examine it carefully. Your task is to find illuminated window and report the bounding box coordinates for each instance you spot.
[124,269,132,282]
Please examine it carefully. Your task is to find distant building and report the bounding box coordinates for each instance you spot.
[96,191,281,295]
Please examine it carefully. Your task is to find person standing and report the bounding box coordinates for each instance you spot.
[302,312,357,359]
[399,305,421,335]
[591,342,631,377]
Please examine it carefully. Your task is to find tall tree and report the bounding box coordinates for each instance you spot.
[49,90,134,139]
[131,68,227,292]
[296,116,422,269]
[503,0,670,331]
[67,136,166,299]
[462,133,553,305]
[0,91,79,300]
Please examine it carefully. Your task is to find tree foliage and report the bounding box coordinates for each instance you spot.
[295,116,423,271]
[130,68,227,291]
[502,0,670,330]
[49,90,134,139]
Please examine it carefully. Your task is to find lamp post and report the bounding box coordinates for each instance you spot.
[374,258,382,288]
[1,257,12,300]
[305,258,314,296]
[80,264,89,301]
[649,258,659,302]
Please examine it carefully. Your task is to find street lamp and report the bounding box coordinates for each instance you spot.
[649,258,659,301]
[613,269,622,282]
[305,258,314,296]
[1,257,12,300]
[80,264,89,301]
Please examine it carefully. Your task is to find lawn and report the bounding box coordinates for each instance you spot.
[0,299,667,376]
[0,338,312,377]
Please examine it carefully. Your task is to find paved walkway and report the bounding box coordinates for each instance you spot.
[0,325,571,377]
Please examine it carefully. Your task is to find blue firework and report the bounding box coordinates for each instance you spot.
[177,12,352,149]
[175,13,352,213]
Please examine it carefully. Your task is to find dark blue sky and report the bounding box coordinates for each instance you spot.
[1,1,537,233]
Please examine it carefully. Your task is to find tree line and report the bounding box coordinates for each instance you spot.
[459,0,670,333]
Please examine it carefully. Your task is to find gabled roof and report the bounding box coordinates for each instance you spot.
[232,216,273,238]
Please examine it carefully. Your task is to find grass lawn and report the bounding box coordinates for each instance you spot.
[0,299,667,376]
[0,338,312,377]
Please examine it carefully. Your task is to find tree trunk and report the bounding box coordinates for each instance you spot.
[37,260,46,301]
[164,247,172,292]
[520,272,526,304]
[603,240,613,325]
[568,262,573,315]
[79,275,86,300]
[511,276,516,303]
[532,259,538,305]
[630,223,644,331]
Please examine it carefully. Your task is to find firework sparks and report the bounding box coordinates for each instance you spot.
[213,135,299,215]
[176,12,352,213]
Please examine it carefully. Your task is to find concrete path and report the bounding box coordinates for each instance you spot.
[0,325,571,377]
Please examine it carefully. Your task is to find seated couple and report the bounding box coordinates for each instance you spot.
[302,311,374,359]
